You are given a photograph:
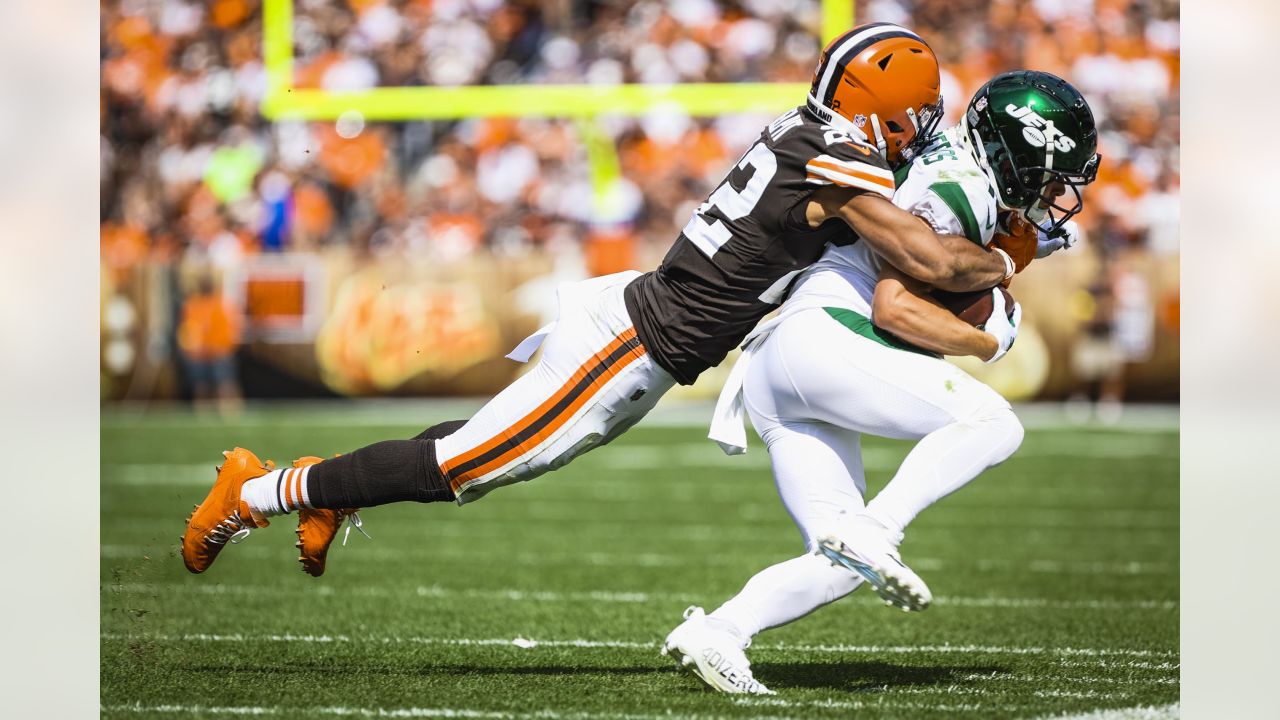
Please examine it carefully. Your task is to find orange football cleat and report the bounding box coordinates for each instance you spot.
[181,448,273,574]
[293,456,367,577]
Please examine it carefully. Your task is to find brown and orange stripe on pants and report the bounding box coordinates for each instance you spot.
[434,272,677,504]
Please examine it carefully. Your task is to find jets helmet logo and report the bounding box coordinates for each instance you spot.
[1004,104,1077,153]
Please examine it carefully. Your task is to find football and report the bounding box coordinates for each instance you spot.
[932,287,1015,328]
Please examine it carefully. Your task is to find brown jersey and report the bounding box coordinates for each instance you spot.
[624,107,896,384]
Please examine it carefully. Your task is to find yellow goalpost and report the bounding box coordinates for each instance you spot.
[260,0,853,121]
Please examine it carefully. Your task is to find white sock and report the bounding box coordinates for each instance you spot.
[708,553,863,644]
[866,407,1024,536]
[241,466,315,518]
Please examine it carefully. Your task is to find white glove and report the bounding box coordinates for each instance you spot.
[983,288,1022,364]
[1035,219,1080,259]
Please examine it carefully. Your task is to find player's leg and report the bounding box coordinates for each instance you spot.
[859,391,1022,538]
[182,272,674,573]
[767,308,1023,606]
[289,420,468,577]
[664,346,866,694]
[429,322,671,503]
[785,310,1024,536]
[703,420,868,641]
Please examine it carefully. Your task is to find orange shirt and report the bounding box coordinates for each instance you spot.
[317,125,388,190]
[178,294,241,360]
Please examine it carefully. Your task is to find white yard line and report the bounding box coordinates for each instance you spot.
[99,542,1177,578]
[1029,703,1180,720]
[102,705,508,719]
[101,428,1176,488]
[100,703,752,720]
[869,685,1129,701]
[734,696,1046,713]
[1057,659,1179,671]
[104,580,1178,612]
[100,632,1178,660]
[959,672,1177,687]
[101,400,1179,432]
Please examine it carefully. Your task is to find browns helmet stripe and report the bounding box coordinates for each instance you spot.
[811,23,923,110]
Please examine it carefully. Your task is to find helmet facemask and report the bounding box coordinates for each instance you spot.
[869,97,944,169]
[964,70,1101,235]
[895,98,944,166]
[991,138,1100,233]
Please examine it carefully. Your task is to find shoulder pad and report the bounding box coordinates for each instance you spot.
[798,127,894,198]
[925,176,998,246]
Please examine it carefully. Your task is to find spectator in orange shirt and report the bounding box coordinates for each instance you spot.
[178,274,243,414]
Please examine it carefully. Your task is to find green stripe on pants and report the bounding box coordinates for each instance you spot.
[822,307,941,358]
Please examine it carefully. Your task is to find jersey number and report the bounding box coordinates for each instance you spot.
[921,134,958,165]
[683,143,777,258]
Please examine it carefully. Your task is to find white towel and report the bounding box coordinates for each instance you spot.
[505,321,556,363]
[707,312,792,455]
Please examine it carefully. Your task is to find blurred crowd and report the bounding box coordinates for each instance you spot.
[101,0,1179,268]
[100,0,1179,405]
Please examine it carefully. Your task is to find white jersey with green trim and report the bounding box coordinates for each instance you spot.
[782,125,1000,318]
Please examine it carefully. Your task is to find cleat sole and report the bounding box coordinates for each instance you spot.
[817,535,932,612]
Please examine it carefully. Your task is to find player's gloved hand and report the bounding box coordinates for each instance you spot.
[982,288,1022,364]
[1035,219,1080,259]
[991,212,1037,273]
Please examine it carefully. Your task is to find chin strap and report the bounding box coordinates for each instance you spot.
[966,124,1016,215]
[804,96,883,163]
[868,113,888,159]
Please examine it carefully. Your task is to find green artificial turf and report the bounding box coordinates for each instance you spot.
[101,405,1178,719]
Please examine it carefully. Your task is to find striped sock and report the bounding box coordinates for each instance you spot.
[241,466,316,518]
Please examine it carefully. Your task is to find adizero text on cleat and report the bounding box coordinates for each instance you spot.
[181,448,272,574]
[816,525,932,612]
[661,607,773,695]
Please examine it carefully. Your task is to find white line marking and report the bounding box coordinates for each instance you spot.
[104,581,1178,612]
[736,696,1043,713]
[101,399,1179,431]
[958,672,1177,686]
[99,542,1177,578]
[102,464,217,486]
[1031,702,1180,720]
[101,430,1177,487]
[100,632,1177,659]
[104,577,1178,611]
[905,685,1118,699]
[1032,689,1122,700]
[1057,659,1179,671]
[100,703,737,720]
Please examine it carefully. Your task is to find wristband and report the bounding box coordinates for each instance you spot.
[992,247,1016,281]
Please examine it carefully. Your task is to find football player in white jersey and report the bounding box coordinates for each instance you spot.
[665,71,1100,694]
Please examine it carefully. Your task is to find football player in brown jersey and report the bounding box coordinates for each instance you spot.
[180,25,1020,625]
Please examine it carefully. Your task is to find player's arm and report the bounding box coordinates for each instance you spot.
[808,186,1012,292]
[871,264,999,361]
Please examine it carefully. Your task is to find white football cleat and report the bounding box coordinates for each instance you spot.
[817,517,932,612]
[661,606,774,695]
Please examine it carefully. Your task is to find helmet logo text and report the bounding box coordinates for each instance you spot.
[1004,104,1077,153]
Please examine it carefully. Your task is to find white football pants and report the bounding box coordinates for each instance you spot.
[708,307,1023,641]
[436,271,676,503]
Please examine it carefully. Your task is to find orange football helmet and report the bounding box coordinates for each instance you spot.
[806,23,943,168]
